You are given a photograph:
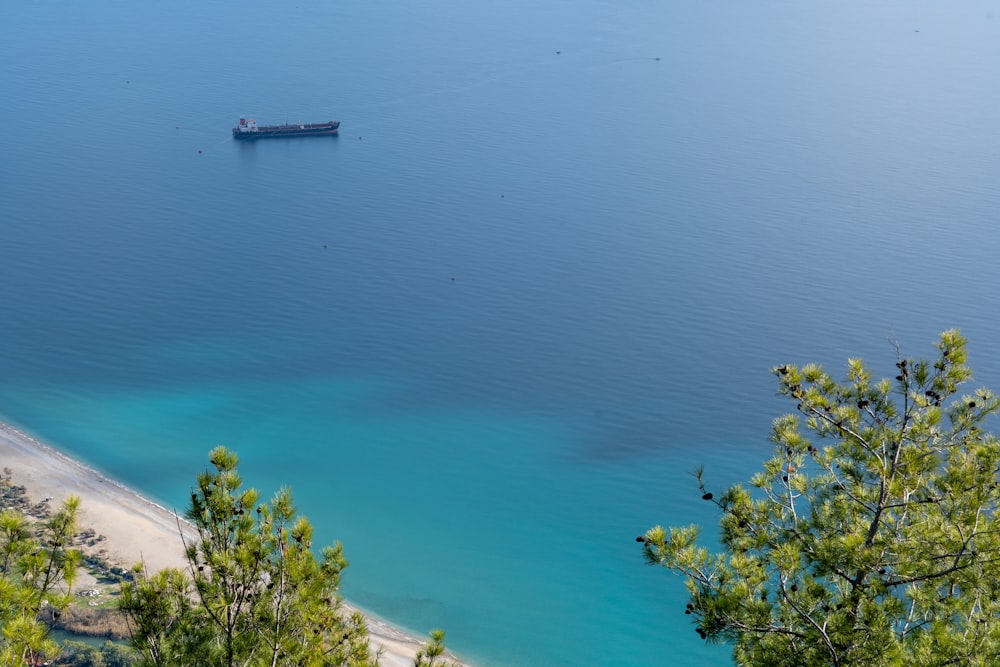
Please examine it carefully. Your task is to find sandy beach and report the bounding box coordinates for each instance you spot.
[0,420,456,667]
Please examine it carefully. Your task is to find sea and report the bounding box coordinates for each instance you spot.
[3,1,1000,665]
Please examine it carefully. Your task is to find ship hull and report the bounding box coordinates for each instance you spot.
[233,121,340,140]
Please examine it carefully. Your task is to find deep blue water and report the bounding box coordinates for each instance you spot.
[3,1,1000,665]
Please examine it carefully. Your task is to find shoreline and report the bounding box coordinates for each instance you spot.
[0,419,460,667]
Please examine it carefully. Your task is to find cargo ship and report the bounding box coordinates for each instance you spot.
[233,117,340,140]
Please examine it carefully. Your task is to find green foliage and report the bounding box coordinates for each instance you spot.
[641,331,1000,666]
[119,567,205,665]
[99,641,141,667]
[51,640,105,667]
[121,446,375,667]
[413,630,461,667]
[54,640,139,667]
[0,496,82,666]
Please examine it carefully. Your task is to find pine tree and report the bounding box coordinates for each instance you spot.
[641,331,1000,666]
[0,495,82,666]
[121,447,374,667]
[413,630,461,667]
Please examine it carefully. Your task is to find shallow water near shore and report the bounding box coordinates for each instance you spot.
[4,1,1000,665]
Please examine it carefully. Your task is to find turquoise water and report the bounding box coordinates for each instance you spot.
[4,1,1000,665]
